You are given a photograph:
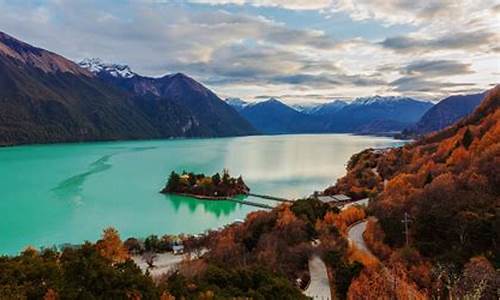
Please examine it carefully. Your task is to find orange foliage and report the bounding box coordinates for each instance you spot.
[363,219,392,261]
[43,289,58,300]
[276,205,297,228]
[346,244,378,267]
[340,206,366,227]
[96,227,130,264]
[348,265,428,300]
[160,292,176,300]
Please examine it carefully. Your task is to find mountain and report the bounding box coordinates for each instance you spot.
[234,96,433,135]
[239,98,322,134]
[0,32,163,146]
[0,32,257,146]
[79,58,136,78]
[324,96,433,134]
[225,97,248,112]
[307,100,348,115]
[402,92,486,137]
[80,58,257,137]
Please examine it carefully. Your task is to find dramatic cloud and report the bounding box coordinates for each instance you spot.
[331,0,499,25]
[0,0,496,103]
[380,31,497,53]
[402,60,473,78]
[390,76,475,93]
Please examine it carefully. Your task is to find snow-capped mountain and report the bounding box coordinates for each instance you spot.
[225,97,249,111]
[307,100,348,115]
[79,58,136,78]
[350,95,428,106]
[290,102,321,113]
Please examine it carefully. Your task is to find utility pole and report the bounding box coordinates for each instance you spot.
[402,212,411,246]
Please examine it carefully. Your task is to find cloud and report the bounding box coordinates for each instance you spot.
[380,31,497,53]
[390,76,475,93]
[186,0,333,10]
[0,0,495,102]
[402,60,474,77]
[331,0,499,25]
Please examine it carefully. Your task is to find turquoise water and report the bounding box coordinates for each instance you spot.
[0,134,402,255]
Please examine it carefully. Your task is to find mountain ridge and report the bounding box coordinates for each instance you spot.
[0,32,257,146]
[402,92,486,137]
[81,58,258,137]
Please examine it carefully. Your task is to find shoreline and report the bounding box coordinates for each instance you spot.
[0,132,403,149]
[164,192,248,201]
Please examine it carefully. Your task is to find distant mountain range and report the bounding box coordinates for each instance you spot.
[238,98,323,134]
[228,96,433,135]
[224,98,249,112]
[305,100,348,115]
[402,92,486,137]
[0,32,256,146]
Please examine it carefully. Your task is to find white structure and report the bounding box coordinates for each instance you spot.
[316,194,351,204]
[172,245,184,255]
[342,198,369,210]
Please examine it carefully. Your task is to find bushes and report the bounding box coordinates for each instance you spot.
[363,219,391,261]
[165,264,308,299]
[323,250,363,299]
[0,243,159,299]
[290,198,330,226]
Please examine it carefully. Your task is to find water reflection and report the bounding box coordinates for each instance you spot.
[165,194,240,218]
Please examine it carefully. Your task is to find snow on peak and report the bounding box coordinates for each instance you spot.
[351,95,420,105]
[79,58,136,78]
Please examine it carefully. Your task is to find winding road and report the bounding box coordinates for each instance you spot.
[347,220,373,255]
[304,255,332,300]
[348,219,423,300]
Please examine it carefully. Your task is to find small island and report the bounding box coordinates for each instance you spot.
[160,169,250,199]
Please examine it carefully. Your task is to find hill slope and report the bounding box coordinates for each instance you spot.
[0,32,161,146]
[0,32,257,146]
[403,92,485,137]
[326,85,499,264]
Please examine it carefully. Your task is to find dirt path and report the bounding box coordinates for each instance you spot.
[132,253,184,278]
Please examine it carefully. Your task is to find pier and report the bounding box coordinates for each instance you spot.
[229,198,273,209]
[247,193,294,203]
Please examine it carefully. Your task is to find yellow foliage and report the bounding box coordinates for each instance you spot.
[347,243,378,268]
[96,227,130,264]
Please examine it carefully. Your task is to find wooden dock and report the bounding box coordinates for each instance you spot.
[247,193,294,203]
[229,198,273,209]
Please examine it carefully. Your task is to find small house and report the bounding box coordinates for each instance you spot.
[316,194,351,204]
[331,194,351,202]
[317,195,337,204]
[172,245,184,255]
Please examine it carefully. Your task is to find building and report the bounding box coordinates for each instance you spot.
[331,194,351,202]
[316,194,351,204]
[172,245,184,255]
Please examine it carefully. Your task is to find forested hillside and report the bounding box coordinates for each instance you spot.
[325,85,499,298]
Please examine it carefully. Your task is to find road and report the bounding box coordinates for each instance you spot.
[304,255,332,300]
[347,220,372,255]
[347,220,423,299]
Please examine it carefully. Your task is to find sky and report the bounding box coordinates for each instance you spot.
[0,0,498,104]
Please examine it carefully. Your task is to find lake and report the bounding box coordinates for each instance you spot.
[0,134,403,255]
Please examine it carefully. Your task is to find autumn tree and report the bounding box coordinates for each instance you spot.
[96,227,129,263]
